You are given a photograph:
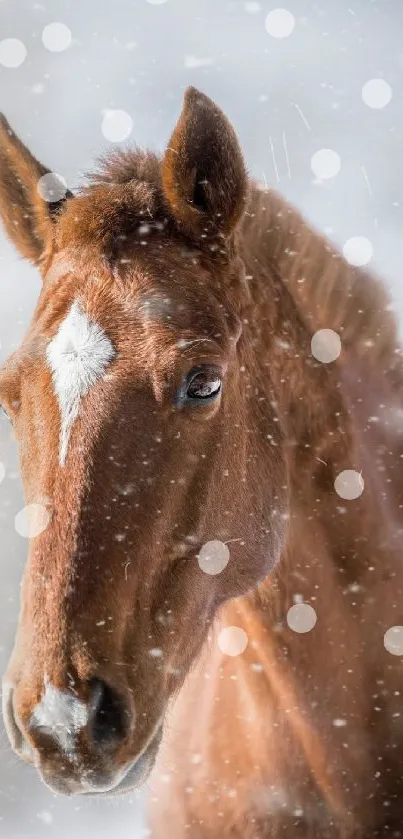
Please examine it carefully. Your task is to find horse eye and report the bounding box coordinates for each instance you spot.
[186,369,222,401]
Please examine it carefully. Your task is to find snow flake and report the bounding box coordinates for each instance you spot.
[265,8,295,38]
[343,236,373,267]
[101,110,133,143]
[218,626,248,656]
[310,149,341,180]
[197,540,230,575]
[362,79,392,110]
[37,811,53,825]
[384,626,403,656]
[0,38,27,68]
[37,173,68,203]
[184,55,213,68]
[15,503,51,539]
[333,718,347,727]
[244,2,261,12]
[334,470,364,500]
[287,603,317,634]
[146,0,168,4]
[311,329,341,363]
[42,23,72,53]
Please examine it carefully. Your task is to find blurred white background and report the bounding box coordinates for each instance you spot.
[0,0,402,835]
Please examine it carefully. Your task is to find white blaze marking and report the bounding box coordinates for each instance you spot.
[46,301,115,465]
[31,678,89,753]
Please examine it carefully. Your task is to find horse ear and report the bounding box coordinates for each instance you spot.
[0,114,72,266]
[162,87,248,239]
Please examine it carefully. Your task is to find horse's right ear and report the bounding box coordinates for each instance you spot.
[162,87,248,240]
[0,115,72,267]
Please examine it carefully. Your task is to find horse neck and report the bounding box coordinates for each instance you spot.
[232,184,403,636]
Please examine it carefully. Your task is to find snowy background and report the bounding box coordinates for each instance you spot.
[0,0,402,836]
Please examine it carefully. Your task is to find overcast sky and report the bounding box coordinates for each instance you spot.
[0,1,402,836]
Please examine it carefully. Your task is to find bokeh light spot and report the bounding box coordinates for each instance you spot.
[334,470,364,500]
[384,626,403,656]
[37,172,68,203]
[362,78,392,110]
[311,148,341,180]
[15,504,51,539]
[101,110,133,143]
[311,329,341,363]
[218,626,248,656]
[343,236,373,267]
[265,8,295,38]
[0,38,27,68]
[42,23,72,53]
[198,540,230,575]
[287,603,317,634]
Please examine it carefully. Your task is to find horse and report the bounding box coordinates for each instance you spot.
[1,86,403,838]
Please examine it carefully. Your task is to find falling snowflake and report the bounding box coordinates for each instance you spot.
[244,2,261,13]
[37,811,53,825]
[184,55,213,68]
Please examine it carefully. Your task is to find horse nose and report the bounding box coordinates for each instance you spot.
[87,680,129,748]
[3,678,131,760]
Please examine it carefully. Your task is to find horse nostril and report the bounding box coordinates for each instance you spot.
[89,680,128,748]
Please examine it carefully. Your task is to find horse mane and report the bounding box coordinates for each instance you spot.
[244,186,402,379]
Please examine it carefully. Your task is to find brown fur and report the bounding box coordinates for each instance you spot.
[1,88,403,837]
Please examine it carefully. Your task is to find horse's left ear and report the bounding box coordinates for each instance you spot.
[162,87,248,239]
[0,114,72,267]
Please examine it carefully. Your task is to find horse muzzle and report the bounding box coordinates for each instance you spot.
[2,676,163,796]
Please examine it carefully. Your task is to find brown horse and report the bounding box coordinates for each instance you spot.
[1,87,403,838]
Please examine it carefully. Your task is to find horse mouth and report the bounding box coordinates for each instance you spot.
[80,721,164,798]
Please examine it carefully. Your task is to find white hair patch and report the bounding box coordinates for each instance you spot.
[46,300,115,465]
[31,678,89,755]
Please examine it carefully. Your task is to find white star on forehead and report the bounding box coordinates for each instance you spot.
[46,300,115,465]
